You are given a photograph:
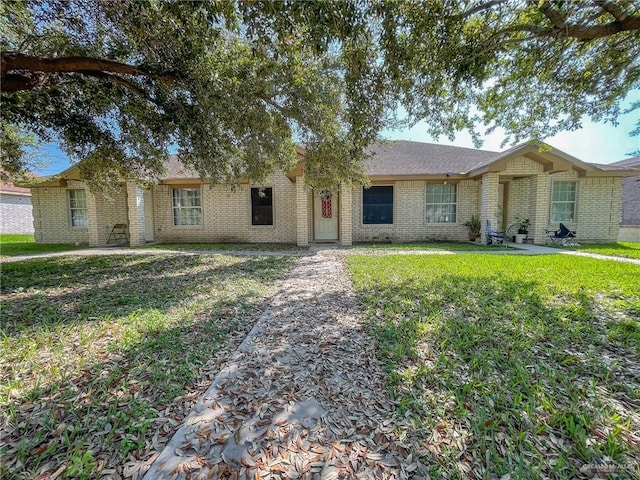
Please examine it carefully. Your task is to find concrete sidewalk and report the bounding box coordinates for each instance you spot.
[509,242,640,265]
[3,242,639,265]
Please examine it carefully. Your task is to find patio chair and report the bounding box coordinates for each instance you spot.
[486,220,507,246]
[545,223,577,247]
[107,223,129,244]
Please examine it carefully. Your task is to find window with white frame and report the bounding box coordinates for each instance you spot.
[426,183,457,223]
[172,188,202,226]
[68,189,88,226]
[551,182,576,222]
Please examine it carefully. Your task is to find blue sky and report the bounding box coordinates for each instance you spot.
[381,110,639,165]
[381,90,639,165]
[34,91,639,175]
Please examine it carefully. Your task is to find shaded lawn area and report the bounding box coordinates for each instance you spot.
[567,241,640,260]
[348,254,639,479]
[1,253,293,479]
[351,241,513,251]
[0,234,86,257]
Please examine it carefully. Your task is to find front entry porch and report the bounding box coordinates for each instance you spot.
[294,178,353,247]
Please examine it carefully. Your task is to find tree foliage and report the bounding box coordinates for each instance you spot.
[1,1,639,186]
[381,0,640,147]
[1,0,391,187]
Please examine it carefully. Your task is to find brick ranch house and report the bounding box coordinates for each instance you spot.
[24,140,638,247]
[610,155,640,243]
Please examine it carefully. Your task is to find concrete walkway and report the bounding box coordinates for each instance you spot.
[0,246,304,263]
[509,242,640,265]
[348,242,640,265]
[141,247,424,479]
[3,242,639,265]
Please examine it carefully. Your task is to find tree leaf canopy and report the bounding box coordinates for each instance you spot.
[2,0,638,186]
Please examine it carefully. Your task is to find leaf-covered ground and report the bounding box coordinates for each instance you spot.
[0,253,293,479]
[348,254,640,479]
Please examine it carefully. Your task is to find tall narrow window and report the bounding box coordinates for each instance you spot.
[68,189,88,226]
[363,186,393,224]
[426,184,457,223]
[172,188,202,226]
[251,187,273,225]
[551,182,576,222]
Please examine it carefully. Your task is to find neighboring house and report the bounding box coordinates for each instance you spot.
[610,155,640,242]
[23,140,637,247]
[0,181,34,234]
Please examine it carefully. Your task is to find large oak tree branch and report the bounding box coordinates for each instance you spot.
[492,15,640,42]
[1,53,178,93]
[596,1,629,22]
[538,0,568,30]
[80,71,149,98]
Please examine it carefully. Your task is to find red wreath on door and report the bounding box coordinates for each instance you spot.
[322,198,332,218]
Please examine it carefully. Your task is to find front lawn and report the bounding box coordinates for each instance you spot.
[567,241,640,260]
[349,254,639,479]
[1,253,293,478]
[0,234,86,257]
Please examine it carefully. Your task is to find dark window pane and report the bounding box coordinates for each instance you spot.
[251,187,273,225]
[363,186,393,224]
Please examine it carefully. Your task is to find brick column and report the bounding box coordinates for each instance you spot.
[480,172,500,244]
[528,173,550,245]
[296,176,309,246]
[86,190,106,247]
[339,183,353,246]
[126,182,146,246]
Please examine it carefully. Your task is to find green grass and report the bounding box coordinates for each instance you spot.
[348,254,640,479]
[567,241,640,260]
[1,253,293,478]
[0,234,86,257]
[0,234,35,243]
[146,242,307,252]
[351,241,513,251]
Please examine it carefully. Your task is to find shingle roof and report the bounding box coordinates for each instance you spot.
[0,182,31,195]
[609,155,640,169]
[164,154,198,179]
[37,141,637,183]
[366,141,499,175]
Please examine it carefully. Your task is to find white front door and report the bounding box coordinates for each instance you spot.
[314,189,339,241]
[143,189,155,242]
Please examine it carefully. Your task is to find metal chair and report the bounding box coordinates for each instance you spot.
[545,223,577,247]
[107,224,129,244]
[486,220,507,246]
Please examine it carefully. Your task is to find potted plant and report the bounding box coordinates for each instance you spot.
[463,214,481,241]
[515,217,530,243]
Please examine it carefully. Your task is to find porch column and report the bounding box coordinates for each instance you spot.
[296,176,309,246]
[480,172,500,244]
[86,190,107,247]
[339,182,353,246]
[126,182,146,246]
[528,173,551,245]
